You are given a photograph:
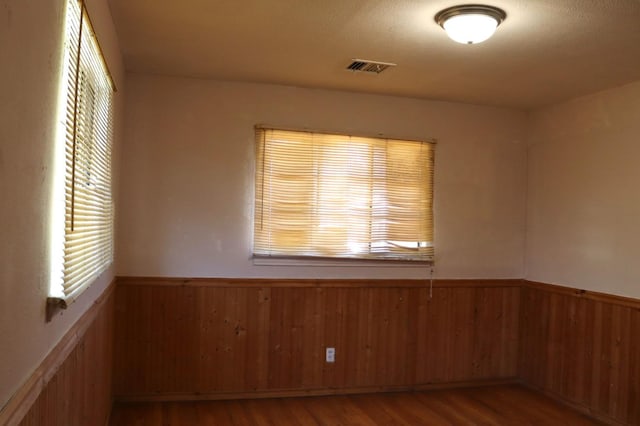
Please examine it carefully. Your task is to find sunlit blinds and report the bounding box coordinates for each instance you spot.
[61,0,114,299]
[254,128,434,261]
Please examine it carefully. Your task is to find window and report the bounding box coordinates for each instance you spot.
[48,0,115,316]
[254,128,435,262]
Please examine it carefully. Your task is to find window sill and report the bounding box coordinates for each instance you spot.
[252,255,433,268]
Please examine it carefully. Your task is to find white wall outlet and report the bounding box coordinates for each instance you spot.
[326,347,335,363]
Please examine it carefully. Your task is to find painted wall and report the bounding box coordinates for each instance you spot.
[117,75,528,279]
[0,0,124,409]
[526,80,640,299]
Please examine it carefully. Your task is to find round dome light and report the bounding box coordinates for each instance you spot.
[435,5,506,45]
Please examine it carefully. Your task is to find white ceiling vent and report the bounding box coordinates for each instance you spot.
[346,59,396,74]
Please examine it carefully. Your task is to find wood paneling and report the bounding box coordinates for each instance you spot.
[5,275,637,424]
[113,278,520,399]
[519,281,640,426]
[109,384,603,425]
[0,283,115,426]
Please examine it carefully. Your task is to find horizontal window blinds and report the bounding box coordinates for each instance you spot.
[60,0,114,301]
[254,128,434,261]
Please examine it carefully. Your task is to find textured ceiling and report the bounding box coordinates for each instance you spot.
[108,0,640,109]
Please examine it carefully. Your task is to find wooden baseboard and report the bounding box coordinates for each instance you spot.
[114,378,519,403]
[0,280,115,426]
[518,381,627,426]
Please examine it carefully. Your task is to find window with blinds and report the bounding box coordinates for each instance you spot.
[48,0,115,314]
[254,128,435,262]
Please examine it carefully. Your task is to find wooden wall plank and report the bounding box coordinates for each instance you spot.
[628,311,640,423]
[520,281,640,426]
[113,278,521,400]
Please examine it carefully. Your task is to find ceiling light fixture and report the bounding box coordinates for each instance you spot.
[435,4,506,45]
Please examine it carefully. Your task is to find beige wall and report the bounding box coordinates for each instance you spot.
[117,75,528,279]
[526,80,640,299]
[0,0,124,409]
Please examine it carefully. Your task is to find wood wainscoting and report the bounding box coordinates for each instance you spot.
[0,282,115,426]
[519,281,640,425]
[113,278,521,400]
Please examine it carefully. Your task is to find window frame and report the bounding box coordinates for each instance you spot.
[253,127,435,266]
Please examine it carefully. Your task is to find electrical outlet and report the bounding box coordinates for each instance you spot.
[326,347,335,363]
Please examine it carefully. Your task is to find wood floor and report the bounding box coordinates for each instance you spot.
[109,384,604,425]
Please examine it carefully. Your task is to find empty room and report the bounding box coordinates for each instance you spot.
[1,0,639,424]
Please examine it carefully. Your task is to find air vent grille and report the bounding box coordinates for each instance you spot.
[346,59,396,74]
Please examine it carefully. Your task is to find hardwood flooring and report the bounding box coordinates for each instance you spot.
[109,384,603,425]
